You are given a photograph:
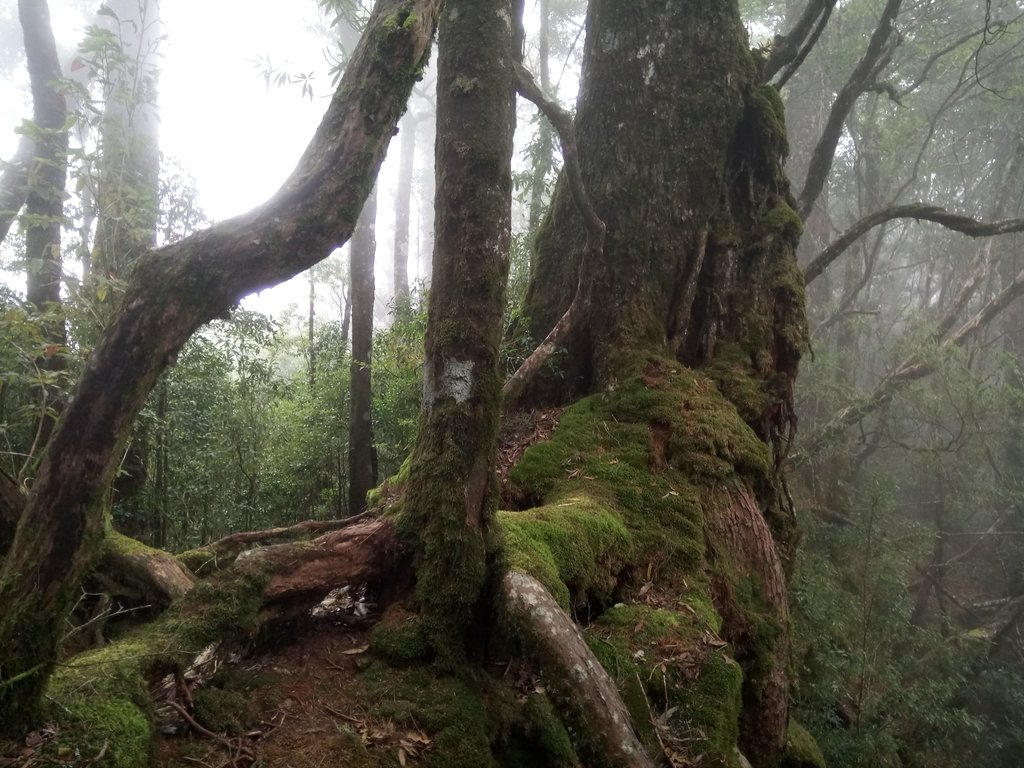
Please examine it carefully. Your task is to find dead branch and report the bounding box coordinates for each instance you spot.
[249,519,398,604]
[798,0,904,219]
[804,202,1024,285]
[503,62,605,409]
[180,513,371,574]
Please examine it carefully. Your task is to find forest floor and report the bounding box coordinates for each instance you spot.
[0,408,568,768]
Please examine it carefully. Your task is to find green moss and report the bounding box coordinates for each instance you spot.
[670,652,744,758]
[55,699,151,768]
[176,547,215,574]
[496,494,632,609]
[370,612,433,665]
[782,720,827,768]
[358,664,498,767]
[760,200,803,240]
[746,84,789,160]
[586,603,743,765]
[706,343,773,425]
[192,687,249,735]
[507,358,770,571]
[163,559,268,648]
[517,694,578,766]
[45,635,159,767]
[730,573,783,676]
[41,557,270,765]
[326,728,378,767]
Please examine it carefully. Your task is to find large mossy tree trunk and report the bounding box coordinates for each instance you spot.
[524,1,807,763]
[400,0,516,650]
[0,0,442,734]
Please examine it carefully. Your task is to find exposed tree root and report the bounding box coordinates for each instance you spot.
[177,513,372,574]
[94,531,195,607]
[501,570,656,768]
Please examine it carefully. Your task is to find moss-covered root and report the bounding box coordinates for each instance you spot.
[501,571,656,768]
[96,530,195,606]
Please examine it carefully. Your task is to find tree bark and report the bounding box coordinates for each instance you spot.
[349,186,378,515]
[0,0,442,733]
[393,112,416,301]
[523,2,806,762]
[402,0,516,651]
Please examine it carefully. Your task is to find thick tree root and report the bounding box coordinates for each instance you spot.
[177,514,372,574]
[500,570,656,768]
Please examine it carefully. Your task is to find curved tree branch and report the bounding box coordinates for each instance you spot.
[803,202,1024,285]
[503,61,605,408]
[763,0,837,85]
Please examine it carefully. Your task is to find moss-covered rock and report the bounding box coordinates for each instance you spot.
[782,720,827,768]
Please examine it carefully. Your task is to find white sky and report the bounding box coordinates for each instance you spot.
[1,0,428,320]
[1,0,559,322]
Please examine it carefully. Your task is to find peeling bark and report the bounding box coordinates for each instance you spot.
[708,487,790,765]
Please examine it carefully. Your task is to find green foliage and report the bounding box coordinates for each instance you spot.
[372,290,426,478]
[790,492,1024,768]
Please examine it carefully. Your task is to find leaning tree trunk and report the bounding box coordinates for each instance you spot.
[524,1,807,763]
[0,0,442,734]
[400,0,516,651]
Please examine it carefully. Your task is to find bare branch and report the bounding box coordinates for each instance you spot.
[804,202,1024,285]
[765,0,838,87]
[798,0,904,220]
[503,62,606,408]
[801,264,1024,456]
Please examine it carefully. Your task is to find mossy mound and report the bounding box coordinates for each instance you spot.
[42,561,269,766]
[782,720,827,768]
[587,603,743,765]
[497,355,786,765]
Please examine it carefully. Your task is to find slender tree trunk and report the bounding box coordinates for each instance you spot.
[403,0,516,651]
[393,111,416,301]
[20,0,69,456]
[526,0,553,235]
[348,186,378,515]
[308,273,317,388]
